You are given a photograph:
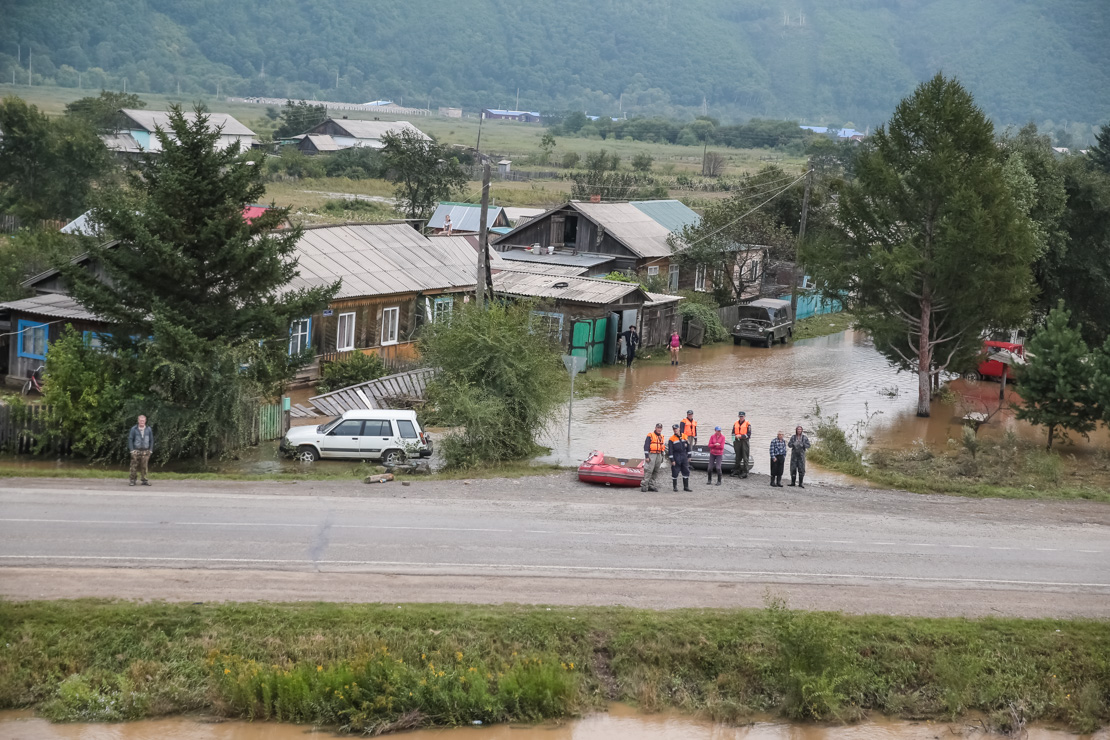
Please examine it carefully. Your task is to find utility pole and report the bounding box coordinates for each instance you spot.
[475,163,492,308]
[790,162,814,318]
[475,111,484,157]
[515,87,519,110]
[28,51,32,86]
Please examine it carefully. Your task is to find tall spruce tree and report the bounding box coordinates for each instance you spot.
[62,104,337,382]
[801,74,1037,416]
[1016,302,1098,449]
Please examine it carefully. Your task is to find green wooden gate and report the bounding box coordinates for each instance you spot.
[570,318,609,369]
[589,317,607,367]
[257,402,285,442]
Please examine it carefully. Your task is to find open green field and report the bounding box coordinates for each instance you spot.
[2,600,1107,733]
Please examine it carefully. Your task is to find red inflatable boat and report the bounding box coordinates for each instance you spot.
[577,451,644,487]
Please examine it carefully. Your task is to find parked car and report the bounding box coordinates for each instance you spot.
[281,409,432,463]
[733,298,794,347]
[977,340,1025,381]
[688,442,755,473]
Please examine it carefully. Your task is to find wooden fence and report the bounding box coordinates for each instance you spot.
[0,215,68,234]
[309,368,436,417]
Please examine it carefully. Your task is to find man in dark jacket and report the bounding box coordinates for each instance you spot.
[788,425,811,488]
[128,414,153,486]
[621,325,640,368]
[667,424,692,492]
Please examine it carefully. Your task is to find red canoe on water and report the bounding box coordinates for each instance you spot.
[577,451,644,487]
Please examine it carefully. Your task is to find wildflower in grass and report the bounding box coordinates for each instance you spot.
[224,668,231,674]
[317,665,322,672]
[456,651,463,661]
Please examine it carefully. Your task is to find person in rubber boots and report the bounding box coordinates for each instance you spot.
[642,423,666,492]
[678,409,697,446]
[667,424,692,492]
[707,425,726,486]
[731,411,752,478]
[788,425,811,488]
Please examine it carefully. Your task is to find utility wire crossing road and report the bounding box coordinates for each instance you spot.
[2,477,1107,615]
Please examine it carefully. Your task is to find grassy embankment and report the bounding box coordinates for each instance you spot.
[1,600,1106,734]
[809,413,1110,503]
[793,311,855,341]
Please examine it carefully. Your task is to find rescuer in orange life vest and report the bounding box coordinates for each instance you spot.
[641,423,666,492]
[730,411,752,478]
[667,423,692,492]
[678,410,697,447]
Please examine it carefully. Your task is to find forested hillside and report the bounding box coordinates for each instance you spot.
[3,0,1107,129]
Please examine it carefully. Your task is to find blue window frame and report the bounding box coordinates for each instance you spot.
[17,319,48,360]
[82,331,113,350]
[289,317,312,355]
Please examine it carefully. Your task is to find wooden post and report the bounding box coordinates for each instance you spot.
[476,163,491,308]
[790,163,813,318]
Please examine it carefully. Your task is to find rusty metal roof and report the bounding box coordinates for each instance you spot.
[289,223,479,299]
[493,270,647,305]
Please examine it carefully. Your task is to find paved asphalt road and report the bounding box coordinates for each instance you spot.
[2,474,1107,616]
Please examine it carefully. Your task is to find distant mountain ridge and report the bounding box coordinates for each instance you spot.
[3,0,1108,129]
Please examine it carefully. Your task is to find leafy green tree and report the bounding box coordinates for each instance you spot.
[273,100,328,138]
[380,128,466,221]
[1052,156,1110,345]
[64,90,145,132]
[538,131,556,164]
[0,96,110,220]
[1015,302,1099,449]
[560,151,580,169]
[1089,123,1110,174]
[0,228,84,301]
[801,74,1037,417]
[631,152,654,172]
[418,301,564,468]
[60,104,337,386]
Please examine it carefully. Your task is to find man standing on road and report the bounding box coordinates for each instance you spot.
[769,430,787,488]
[641,422,665,492]
[678,409,697,446]
[731,411,751,478]
[788,425,811,487]
[622,325,640,368]
[128,414,153,487]
[667,424,692,492]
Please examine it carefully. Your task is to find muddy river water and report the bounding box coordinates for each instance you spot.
[538,329,1108,473]
[2,705,1105,740]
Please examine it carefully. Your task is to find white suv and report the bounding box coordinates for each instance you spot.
[281,409,432,464]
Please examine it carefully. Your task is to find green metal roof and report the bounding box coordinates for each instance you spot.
[629,199,700,233]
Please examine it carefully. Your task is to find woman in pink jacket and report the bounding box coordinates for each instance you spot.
[706,425,726,486]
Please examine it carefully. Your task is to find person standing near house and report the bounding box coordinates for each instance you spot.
[622,325,640,368]
[443,214,453,235]
[788,425,811,488]
[641,422,665,492]
[730,411,751,478]
[128,414,153,486]
[678,409,697,446]
[667,423,692,492]
[669,330,681,365]
[769,430,788,487]
[707,425,726,486]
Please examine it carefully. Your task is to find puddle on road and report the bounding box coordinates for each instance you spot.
[1,705,1104,740]
[538,329,1108,473]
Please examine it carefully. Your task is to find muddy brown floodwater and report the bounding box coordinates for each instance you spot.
[538,329,1109,473]
[1,706,1105,740]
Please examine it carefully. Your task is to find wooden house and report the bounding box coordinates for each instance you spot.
[299,118,429,149]
[0,293,109,387]
[115,109,255,152]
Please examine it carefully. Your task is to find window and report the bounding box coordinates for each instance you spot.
[530,311,564,341]
[17,320,48,360]
[426,296,454,323]
[330,420,364,436]
[380,307,399,346]
[364,420,394,436]
[396,419,419,439]
[694,265,706,292]
[669,264,680,291]
[336,312,356,351]
[289,318,311,355]
[82,331,112,350]
[646,265,660,276]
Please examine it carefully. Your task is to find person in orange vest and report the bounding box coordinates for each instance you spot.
[667,424,692,492]
[730,411,752,478]
[641,423,666,492]
[678,410,697,446]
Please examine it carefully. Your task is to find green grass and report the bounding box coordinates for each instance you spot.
[1,600,1107,733]
[571,374,618,399]
[792,311,855,341]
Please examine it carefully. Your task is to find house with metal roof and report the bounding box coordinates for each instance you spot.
[427,202,510,234]
[481,109,542,123]
[113,109,255,153]
[490,199,701,288]
[293,134,341,155]
[299,118,430,149]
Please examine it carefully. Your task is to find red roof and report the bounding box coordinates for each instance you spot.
[242,205,269,224]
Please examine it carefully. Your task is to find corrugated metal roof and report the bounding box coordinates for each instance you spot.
[571,202,684,258]
[0,293,100,321]
[426,234,505,267]
[499,249,614,269]
[289,224,479,299]
[316,119,429,142]
[101,132,143,152]
[496,263,588,277]
[120,109,255,136]
[644,291,684,307]
[427,202,506,232]
[629,200,700,234]
[304,134,340,151]
[493,270,647,305]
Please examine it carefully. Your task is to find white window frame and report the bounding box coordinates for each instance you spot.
[646,265,660,276]
[530,310,564,342]
[289,317,311,355]
[668,264,680,291]
[336,312,356,351]
[694,264,706,292]
[380,306,400,346]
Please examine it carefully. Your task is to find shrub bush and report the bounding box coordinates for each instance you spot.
[677,301,729,344]
[316,351,387,394]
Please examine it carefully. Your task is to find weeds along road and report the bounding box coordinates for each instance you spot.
[2,473,1107,618]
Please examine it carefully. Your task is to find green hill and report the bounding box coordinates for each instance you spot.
[2,0,1107,130]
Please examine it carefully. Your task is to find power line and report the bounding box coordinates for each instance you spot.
[681,171,811,250]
